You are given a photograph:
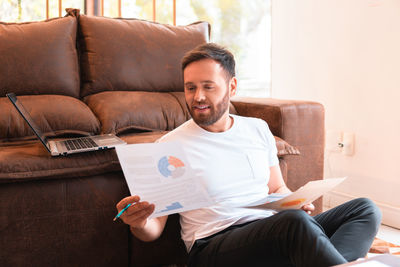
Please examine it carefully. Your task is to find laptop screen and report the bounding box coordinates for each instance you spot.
[6,93,51,152]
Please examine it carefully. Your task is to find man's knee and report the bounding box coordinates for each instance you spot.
[279,209,317,228]
[276,210,324,242]
[350,198,382,229]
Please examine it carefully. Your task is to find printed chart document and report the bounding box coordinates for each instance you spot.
[245,177,347,211]
[116,142,215,218]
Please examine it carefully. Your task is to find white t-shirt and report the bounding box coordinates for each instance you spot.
[158,115,279,251]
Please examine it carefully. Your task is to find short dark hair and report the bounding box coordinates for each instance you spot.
[181,43,236,80]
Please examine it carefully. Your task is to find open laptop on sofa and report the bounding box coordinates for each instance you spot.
[7,93,126,156]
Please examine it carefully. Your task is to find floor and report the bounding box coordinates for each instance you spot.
[377,224,400,245]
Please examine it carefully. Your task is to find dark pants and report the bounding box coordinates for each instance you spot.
[187,198,381,267]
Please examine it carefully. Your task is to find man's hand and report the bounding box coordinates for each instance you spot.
[301,203,315,215]
[116,195,155,229]
[268,166,316,215]
[116,196,168,242]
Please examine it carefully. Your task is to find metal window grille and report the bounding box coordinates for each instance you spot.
[45,0,176,25]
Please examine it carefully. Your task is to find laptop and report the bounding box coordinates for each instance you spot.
[7,93,126,156]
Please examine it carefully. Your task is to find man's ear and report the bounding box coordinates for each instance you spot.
[229,77,237,97]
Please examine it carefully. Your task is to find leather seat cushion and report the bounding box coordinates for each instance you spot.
[84,91,191,134]
[0,131,167,182]
[0,95,101,142]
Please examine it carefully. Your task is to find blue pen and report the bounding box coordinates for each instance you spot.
[113,203,133,221]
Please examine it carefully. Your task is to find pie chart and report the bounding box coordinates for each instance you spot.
[158,156,186,178]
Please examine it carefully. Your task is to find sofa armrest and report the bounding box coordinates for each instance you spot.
[231,97,324,146]
[231,97,325,213]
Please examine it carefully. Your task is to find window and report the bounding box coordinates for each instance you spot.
[0,0,271,97]
[0,0,84,21]
[177,0,272,97]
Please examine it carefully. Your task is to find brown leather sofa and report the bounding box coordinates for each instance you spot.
[0,9,324,267]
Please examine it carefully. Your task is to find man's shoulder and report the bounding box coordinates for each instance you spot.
[232,115,273,142]
[233,114,268,128]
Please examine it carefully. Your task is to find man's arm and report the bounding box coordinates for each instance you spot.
[268,165,315,214]
[116,195,168,242]
[268,165,291,194]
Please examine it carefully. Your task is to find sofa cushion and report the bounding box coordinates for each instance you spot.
[0,15,80,98]
[274,136,300,157]
[84,91,191,134]
[0,141,120,182]
[78,14,210,97]
[0,132,167,182]
[0,95,100,142]
[120,131,169,144]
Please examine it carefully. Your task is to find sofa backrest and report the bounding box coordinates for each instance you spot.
[78,14,210,97]
[0,15,80,98]
[0,9,211,141]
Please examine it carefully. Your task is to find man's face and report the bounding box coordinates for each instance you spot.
[183,59,236,132]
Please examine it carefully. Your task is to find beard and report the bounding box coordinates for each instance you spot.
[186,88,230,127]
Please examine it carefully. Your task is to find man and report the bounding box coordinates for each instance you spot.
[116,43,381,266]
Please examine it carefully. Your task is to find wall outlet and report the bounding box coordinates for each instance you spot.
[326,130,343,152]
[326,130,355,156]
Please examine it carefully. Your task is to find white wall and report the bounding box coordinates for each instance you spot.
[271,0,400,227]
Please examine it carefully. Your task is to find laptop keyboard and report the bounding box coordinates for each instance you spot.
[63,138,98,151]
